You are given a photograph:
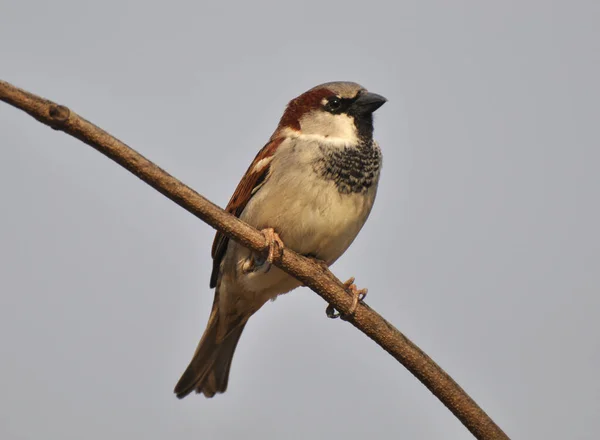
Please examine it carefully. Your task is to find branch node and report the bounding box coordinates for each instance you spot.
[48,104,70,129]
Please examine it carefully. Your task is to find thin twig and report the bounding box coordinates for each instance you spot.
[0,79,509,440]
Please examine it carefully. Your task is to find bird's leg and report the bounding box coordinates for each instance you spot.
[262,228,284,265]
[241,228,284,274]
[326,277,368,319]
[343,277,368,316]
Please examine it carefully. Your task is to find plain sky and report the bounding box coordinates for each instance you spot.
[1,1,599,439]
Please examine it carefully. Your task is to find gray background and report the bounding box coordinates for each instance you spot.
[1,1,598,439]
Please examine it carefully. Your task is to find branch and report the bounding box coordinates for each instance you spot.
[0,79,509,440]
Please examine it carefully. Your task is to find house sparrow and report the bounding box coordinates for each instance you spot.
[174,81,386,398]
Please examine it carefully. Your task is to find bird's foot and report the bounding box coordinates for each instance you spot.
[326,277,368,319]
[343,277,368,316]
[242,228,284,274]
[262,228,284,265]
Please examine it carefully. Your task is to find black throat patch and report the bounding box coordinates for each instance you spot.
[314,142,382,194]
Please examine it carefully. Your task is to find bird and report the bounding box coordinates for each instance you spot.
[174,81,386,399]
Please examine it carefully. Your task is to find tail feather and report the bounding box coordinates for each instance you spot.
[174,304,246,399]
[213,324,245,390]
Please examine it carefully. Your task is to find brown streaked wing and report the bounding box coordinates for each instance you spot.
[209,137,285,288]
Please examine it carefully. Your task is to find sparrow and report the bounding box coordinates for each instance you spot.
[174,81,386,398]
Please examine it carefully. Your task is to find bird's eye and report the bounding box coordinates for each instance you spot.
[327,97,342,112]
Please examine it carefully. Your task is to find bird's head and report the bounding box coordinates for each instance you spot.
[275,81,386,145]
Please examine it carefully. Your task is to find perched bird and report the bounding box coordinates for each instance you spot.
[174,81,386,398]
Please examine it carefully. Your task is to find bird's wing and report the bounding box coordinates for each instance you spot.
[209,137,284,288]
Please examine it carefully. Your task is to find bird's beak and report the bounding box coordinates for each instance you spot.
[351,92,387,114]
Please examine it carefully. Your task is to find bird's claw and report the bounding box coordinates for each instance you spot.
[262,228,284,265]
[242,228,284,274]
[326,277,368,319]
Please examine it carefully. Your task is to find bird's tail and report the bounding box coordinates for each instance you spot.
[174,300,246,399]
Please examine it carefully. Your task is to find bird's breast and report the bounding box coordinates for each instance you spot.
[241,138,381,264]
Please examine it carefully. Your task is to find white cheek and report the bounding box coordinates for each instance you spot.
[328,113,358,140]
[298,112,359,144]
